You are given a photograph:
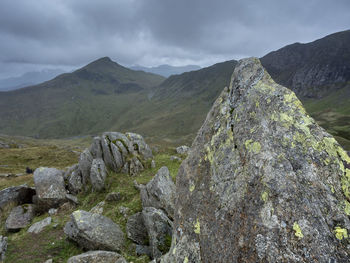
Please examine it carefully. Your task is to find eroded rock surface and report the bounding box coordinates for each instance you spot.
[64,210,124,252]
[5,204,35,232]
[162,58,350,262]
[126,212,148,245]
[0,185,35,211]
[0,235,7,261]
[90,158,107,191]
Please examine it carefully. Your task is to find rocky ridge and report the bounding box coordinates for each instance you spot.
[161,58,350,262]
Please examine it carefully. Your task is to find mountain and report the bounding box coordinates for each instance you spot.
[0,69,65,91]
[130,64,201,77]
[0,57,165,138]
[261,30,350,149]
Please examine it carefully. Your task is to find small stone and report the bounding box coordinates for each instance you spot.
[48,208,58,216]
[151,160,156,169]
[90,201,105,215]
[67,251,125,263]
[66,194,79,205]
[176,145,190,155]
[170,156,181,162]
[28,217,52,234]
[119,206,130,218]
[105,192,122,202]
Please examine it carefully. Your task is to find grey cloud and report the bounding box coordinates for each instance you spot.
[0,0,349,78]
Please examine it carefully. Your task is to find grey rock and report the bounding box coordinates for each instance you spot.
[0,185,35,211]
[151,159,156,169]
[176,145,190,155]
[101,133,118,172]
[0,236,7,262]
[43,259,53,263]
[78,148,93,187]
[90,158,107,192]
[105,192,122,202]
[28,217,51,234]
[89,136,103,159]
[68,169,83,195]
[136,244,152,257]
[67,250,125,263]
[129,157,144,176]
[126,212,148,245]
[118,206,130,218]
[90,201,105,215]
[170,156,181,162]
[162,58,350,262]
[65,194,79,205]
[142,207,173,259]
[126,132,153,160]
[140,167,175,219]
[48,208,58,216]
[64,210,124,252]
[33,167,66,212]
[5,204,35,232]
[64,164,79,181]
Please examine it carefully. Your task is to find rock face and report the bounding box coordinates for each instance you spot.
[0,185,35,211]
[67,250,125,263]
[33,167,66,211]
[27,217,52,234]
[64,210,125,252]
[140,167,176,219]
[90,158,107,191]
[162,58,350,262]
[5,204,35,232]
[126,212,148,245]
[0,236,7,261]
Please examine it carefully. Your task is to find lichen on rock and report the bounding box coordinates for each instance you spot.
[161,58,350,262]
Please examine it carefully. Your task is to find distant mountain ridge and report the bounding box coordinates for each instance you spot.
[0,69,65,91]
[130,64,201,77]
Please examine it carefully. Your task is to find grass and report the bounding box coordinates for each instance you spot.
[1,137,182,263]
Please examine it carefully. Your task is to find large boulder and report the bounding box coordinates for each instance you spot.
[67,168,83,195]
[142,207,173,259]
[126,212,148,245]
[0,236,7,261]
[162,58,350,262]
[64,210,125,252]
[5,204,35,232]
[0,185,35,211]
[78,148,93,187]
[90,158,107,192]
[140,166,176,219]
[67,251,126,263]
[33,167,66,212]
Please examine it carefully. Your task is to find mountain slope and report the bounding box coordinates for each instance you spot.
[0,57,165,138]
[130,64,201,77]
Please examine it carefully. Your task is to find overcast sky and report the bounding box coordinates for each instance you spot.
[0,0,349,78]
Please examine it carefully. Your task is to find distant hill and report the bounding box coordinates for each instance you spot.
[261,30,350,149]
[0,57,165,138]
[0,69,65,91]
[130,64,201,77]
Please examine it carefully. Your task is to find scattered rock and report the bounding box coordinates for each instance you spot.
[65,194,79,205]
[28,217,52,234]
[64,210,125,252]
[105,192,122,202]
[118,206,130,218]
[67,169,83,195]
[0,236,7,261]
[33,167,66,212]
[163,58,350,262]
[140,167,175,219]
[176,145,190,155]
[67,251,126,263]
[48,208,58,216]
[64,164,79,181]
[151,159,156,169]
[5,204,35,232]
[170,156,181,162]
[0,185,36,211]
[142,207,173,259]
[0,174,11,178]
[90,158,107,191]
[90,201,105,215]
[126,212,148,245]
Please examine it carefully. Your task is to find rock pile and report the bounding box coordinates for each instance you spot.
[161,58,350,262]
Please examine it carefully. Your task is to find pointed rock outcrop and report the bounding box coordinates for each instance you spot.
[162,58,350,262]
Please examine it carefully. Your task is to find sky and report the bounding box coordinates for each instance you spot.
[0,0,349,78]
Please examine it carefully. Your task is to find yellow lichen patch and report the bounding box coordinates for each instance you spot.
[255,80,276,94]
[293,222,304,239]
[194,219,200,234]
[261,191,268,202]
[172,247,177,255]
[245,140,261,154]
[184,257,189,263]
[189,183,195,192]
[344,200,350,216]
[334,227,348,240]
[280,113,294,129]
[255,101,260,108]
